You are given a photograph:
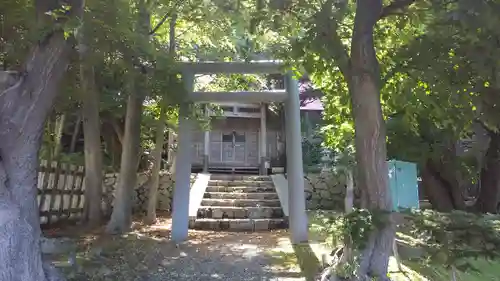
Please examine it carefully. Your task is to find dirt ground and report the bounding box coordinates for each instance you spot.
[45,214,311,281]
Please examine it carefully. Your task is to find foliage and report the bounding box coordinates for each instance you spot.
[380,0,500,192]
[252,0,500,187]
[302,128,324,167]
[403,209,500,272]
[310,209,389,250]
[311,208,500,276]
[308,211,500,281]
[310,209,391,279]
[0,0,35,69]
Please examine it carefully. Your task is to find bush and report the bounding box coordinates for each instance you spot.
[402,209,500,271]
[310,209,500,272]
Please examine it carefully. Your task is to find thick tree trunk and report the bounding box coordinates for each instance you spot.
[145,105,167,224]
[476,131,500,213]
[79,49,103,226]
[421,162,455,212]
[347,1,394,279]
[105,87,144,233]
[0,1,83,279]
[422,158,466,212]
[436,144,467,210]
[0,148,65,281]
[105,0,149,234]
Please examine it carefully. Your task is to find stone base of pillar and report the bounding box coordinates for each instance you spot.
[202,155,209,173]
[260,157,268,175]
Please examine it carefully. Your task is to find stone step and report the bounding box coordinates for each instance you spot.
[189,218,288,231]
[201,198,281,207]
[209,174,271,181]
[207,180,274,187]
[205,185,276,193]
[204,192,279,200]
[197,206,284,219]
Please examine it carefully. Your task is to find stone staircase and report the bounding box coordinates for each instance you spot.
[189,174,288,231]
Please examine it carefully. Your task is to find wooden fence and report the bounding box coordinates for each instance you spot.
[37,160,86,225]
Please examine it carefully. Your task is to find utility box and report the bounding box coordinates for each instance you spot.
[387,160,419,211]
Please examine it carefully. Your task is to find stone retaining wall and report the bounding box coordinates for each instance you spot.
[102,171,195,214]
[102,171,352,213]
[304,171,359,211]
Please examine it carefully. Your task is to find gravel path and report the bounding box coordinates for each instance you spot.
[54,218,309,281]
[142,229,305,281]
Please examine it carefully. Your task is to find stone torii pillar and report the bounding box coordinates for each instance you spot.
[203,104,210,173]
[259,103,267,175]
[171,72,195,242]
[284,72,309,244]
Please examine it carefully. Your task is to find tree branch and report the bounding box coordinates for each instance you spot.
[330,23,351,79]
[380,0,416,19]
[149,12,169,35]
[475,118,497,136]
[149,0,186,35]
[169,13,177,54]
[316,0,351,79]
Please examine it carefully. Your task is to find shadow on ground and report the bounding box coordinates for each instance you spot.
[267,243,321,281]
[47,216,306,281]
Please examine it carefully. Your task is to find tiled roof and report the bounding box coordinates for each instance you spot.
[298,80,324,111]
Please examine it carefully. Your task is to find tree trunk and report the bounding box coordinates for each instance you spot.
[105,0,149,234]
[280,105,287,173]
[79,37,103,226]
[167,131,175,171]
[421,162,455,212]
[347,0,394,279]
[52,113,66,160]
[135,147,146,172]
[69,114,82,153]
[146,13,176,223]
[102,117,123,167]
[168,132,177,174]
[145,105,167,224]
[0,0,83,279]
[344,169,354,213]
[0,145,66,281]
[43,118,55,159]
[476,131,500,213]
[436,144,467,210]
[109,117,124,145]
[105,86,144,233]
[422,159,466,212]
[103,123,122,169]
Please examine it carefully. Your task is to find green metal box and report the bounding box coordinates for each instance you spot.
[388,160,419,211]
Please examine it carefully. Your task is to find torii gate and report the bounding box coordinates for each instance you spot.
[170,61,309,244]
